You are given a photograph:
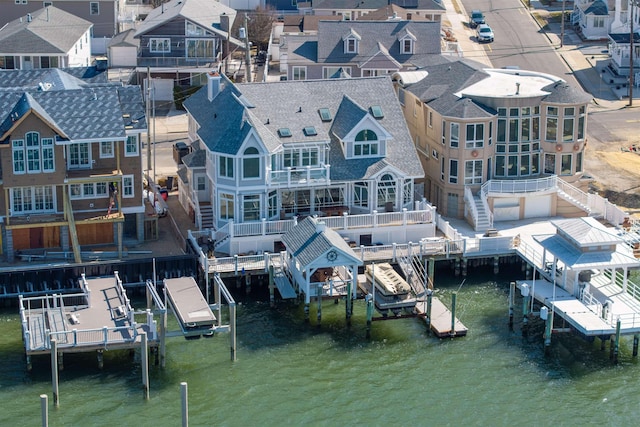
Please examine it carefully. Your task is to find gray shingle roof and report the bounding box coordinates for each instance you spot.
[541,81,593,104]
[584,0,608,15]
[281,217,360,268]
[0,70,145,142]
[0,6,92,55]
[0,67,108,89]
[312,0,445,11]
[134,0,240,45]
[183,75,424,181]
[428,95,495,118]
[182,148,206,168]
[317,20,441,65]
[108,29,139,48]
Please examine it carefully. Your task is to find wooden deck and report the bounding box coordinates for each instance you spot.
[20,275,156,355]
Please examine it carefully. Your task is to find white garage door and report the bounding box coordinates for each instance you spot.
[109,47,137,68]
[524,194,552,218]
[493,197,520,221]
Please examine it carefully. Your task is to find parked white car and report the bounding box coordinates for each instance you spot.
[476,24,494,43]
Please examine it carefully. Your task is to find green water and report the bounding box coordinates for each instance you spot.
[1,267,639,426]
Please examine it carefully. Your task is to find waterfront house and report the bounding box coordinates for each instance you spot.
[0,67,147,262]
[0,6,93,70]
[395,59,593,230]
[133,0,243,103]
[281,19,441,81]
[182,73,434,255]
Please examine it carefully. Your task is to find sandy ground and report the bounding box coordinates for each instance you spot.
[585,136,640,213]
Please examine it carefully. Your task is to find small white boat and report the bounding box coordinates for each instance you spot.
[365,263,417,316]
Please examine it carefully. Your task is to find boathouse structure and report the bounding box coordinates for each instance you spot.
[514,217,640,359]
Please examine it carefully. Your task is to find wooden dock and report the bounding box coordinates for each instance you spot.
[416,298,468,338]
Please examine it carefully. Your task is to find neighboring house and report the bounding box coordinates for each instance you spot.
[281,20,441,80]
[182,73,425,247]
[0,0,124,40]
[608,32,640,78]
[218,0,262,10]
[297,0,445,21]
[0,6,92,70]
[355,3,444,22]
[0,67,147,262]
[133,0,243,102]
[108,28,139,68]
[572,0,612,40]
[395,58,592,229]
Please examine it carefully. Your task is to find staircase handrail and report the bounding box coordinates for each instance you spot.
[555,178,590,211]
[479,189,494,228]
[464,186,479,230]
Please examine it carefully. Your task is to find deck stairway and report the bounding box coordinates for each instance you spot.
[64,193,82,263]
[199,203,214,229]
[472,194,492,232]
[398,255,430,297]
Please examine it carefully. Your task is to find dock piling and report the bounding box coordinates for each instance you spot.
[346,281,353,325]
[541,306,552,356]
[51,339,59,407]
[521,284,530,337]
[230,302,237,361]
[425,291,432,334]
[317,283,322,327]
[40,394,48,427]
[508,282,515,331]
[613,318,621,364]
[493,256,499,275]
[633,334,639,357]
[97,349,104,369]
[268,265,275,308]
[181,382,188,427]
[141,331,149,399]
[365,294,373,339]
[450,292,457,338]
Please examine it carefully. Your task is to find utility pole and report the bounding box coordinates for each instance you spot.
[244,13,252,83]
[560,0,566,48]
[146,66,151,177]
[630,1,636,106]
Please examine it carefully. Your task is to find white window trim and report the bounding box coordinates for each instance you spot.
[125,135,139,157]
[401,37,414,54]
[344,37,358,54]
[291,66,307,81]
[70,182,109,200]
[123,175,134,198]
[150,38,171,53]
[89,1,99,15]
[101,141,114,158]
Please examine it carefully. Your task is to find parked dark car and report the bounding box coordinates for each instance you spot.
[470,10,485,28]
[173,142,190,165]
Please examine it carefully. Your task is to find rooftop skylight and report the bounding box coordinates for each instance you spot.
[370,105,384,119]
[303,126,317,136]
[318,108,332,122]
[278,128,292,137]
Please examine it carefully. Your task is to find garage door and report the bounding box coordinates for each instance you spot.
[493,197,520,221]
[524,194,552,218]
[109,46,137,67]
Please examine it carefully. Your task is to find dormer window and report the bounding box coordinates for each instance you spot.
[345,38,357,53]
[342,29,361,54]
[401,38,413,54]
[354,129,379,157]
[398,29,416,55]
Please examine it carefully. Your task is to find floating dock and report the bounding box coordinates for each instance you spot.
[415,298,468,338]
[164,277,216,337]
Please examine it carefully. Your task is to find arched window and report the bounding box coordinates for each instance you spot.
[243,147,260,179]
[354,129,379,157]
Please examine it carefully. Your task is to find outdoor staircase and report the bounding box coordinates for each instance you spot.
[472,194,492,232]
[398,255,430,297]
[199,203,214,230]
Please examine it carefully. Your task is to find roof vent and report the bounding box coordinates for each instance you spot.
[27,13,32,22]
[516,82,520,95]
[315,221,326,234]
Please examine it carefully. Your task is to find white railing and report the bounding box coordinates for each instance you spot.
[48,325,138,350]
[556,178,590,210]
[479,190,494,228]
[464,187,479,230]
[482,175,557,195]
[267,165,330,186]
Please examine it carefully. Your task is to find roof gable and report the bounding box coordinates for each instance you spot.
[0,6,92,54]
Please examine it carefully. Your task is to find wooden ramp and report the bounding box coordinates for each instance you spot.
[416,298,467,338]
[273,268,297,299]
[164,277,216,336]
